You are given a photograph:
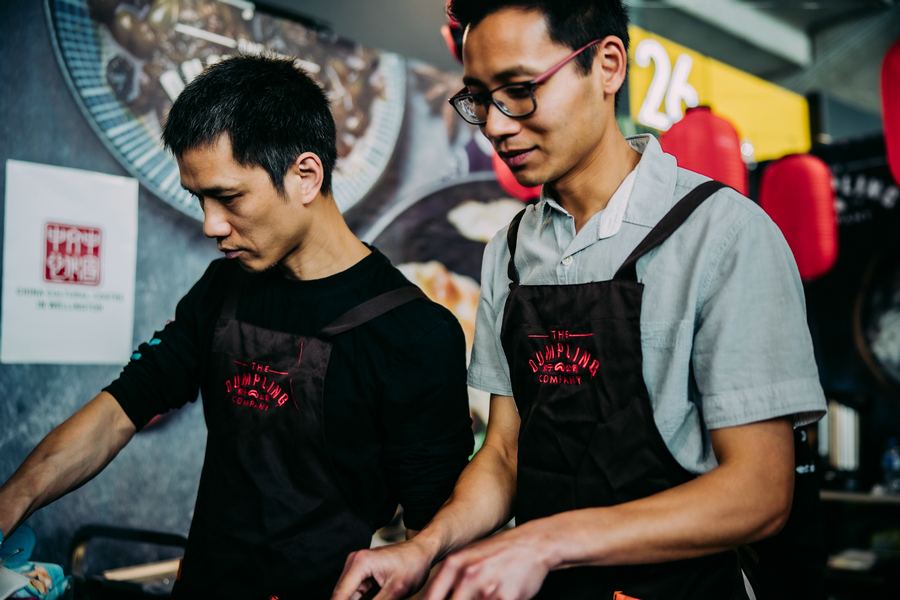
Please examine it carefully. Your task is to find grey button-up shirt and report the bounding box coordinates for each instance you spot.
[468,134,826,474]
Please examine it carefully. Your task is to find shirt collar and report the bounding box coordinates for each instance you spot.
[621,134,679,229]
[537,134,678,239]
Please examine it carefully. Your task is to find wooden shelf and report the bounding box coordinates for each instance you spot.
[821,490,900,505]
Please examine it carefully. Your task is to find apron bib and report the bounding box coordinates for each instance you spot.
[175,271,424,599]
[500,181,748,600]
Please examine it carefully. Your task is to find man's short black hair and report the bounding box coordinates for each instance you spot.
[448,0,630,102]
[163,54,338,196]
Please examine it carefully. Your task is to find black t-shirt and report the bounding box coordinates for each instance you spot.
[105,248,473,530]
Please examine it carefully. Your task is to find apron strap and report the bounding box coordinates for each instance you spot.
[506,208,528,289]
[614,180,728,282]
[220,266,249,320]
[318,286,426,339]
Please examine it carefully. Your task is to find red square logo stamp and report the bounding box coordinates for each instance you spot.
[44,222,102,285]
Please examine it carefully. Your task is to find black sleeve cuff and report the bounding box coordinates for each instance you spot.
[103,379,156,431]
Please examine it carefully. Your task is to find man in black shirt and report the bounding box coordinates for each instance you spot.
[0,55,473,600]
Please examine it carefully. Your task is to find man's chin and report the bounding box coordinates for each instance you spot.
[234,257,276,273]
[512,171,544,189]
[507,162,544,188]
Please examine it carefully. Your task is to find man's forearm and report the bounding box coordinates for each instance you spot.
[330,395,520,600]
[524,416,795,571]
[414,417,796,600]
[415,442,517,563]
[0,391,136,537]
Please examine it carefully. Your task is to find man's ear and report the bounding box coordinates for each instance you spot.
[596,35,628,98]
[287,152,324,205]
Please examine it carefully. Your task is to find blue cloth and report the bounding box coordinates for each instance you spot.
[467,134,826,475]
[0,527,69,600]
[8,561,69,600]
[0,527,35,569]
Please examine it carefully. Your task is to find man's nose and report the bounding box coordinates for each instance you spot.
[202,201,231,239]
[482,104,520,142]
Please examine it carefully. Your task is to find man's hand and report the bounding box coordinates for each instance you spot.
[331,537,434,600]
[331,394,521,600]
[420,522,550,600]
[414,416,794,600]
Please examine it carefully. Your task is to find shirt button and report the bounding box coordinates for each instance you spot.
[562,256,573,266]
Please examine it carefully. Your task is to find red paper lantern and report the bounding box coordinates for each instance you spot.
[441,0,463,63]
[882,38,900,185]
[758,154,838,281]
[440,24,462,63]
[492,150,541,201]
[660,106,748,196]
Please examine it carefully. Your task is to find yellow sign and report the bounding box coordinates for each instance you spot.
[627,25,810,162]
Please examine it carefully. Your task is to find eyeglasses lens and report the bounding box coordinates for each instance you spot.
[454,86,535,124]
[456,97,486,124]
[495,86,534,117]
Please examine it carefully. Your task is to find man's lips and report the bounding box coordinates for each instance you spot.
[220,248,243,259]
[498,148,535,167]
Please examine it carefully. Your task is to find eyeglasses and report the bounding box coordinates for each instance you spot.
[448,39,602,126]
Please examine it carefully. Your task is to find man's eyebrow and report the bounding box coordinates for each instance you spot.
[462,75,484,88]
[180,183,238,196]
[462,65,540,88]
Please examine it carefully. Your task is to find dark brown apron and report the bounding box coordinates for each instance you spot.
[500,181,749,600]
[173,269,424,599]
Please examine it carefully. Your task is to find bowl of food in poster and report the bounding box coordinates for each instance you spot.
[46,0,406,220]
[364,173,531,449]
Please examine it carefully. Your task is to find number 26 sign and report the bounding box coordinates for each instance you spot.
[633,38,699,131]
[626,25,811,162]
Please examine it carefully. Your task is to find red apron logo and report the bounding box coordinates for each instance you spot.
[527,330,598,385]
[44,223,101,285]
[225,361,293,411]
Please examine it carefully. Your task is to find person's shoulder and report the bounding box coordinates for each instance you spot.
[673,168,771,231]
[674,168,757,210]
[668,170,797,284]
[367,250,464,335]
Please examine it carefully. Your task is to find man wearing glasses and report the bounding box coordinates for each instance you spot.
[332,1,825,599]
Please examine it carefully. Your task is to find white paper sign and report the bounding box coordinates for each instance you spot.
[0,565,31,599]
[1,160,138,364]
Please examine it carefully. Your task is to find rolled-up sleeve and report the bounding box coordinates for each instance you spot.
[467,234,515,397]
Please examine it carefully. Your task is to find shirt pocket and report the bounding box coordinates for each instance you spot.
[640,320,693,438]
[640,320,691,350]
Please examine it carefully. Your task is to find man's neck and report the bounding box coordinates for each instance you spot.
[547,131,642,234]
[278,197,371,281]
